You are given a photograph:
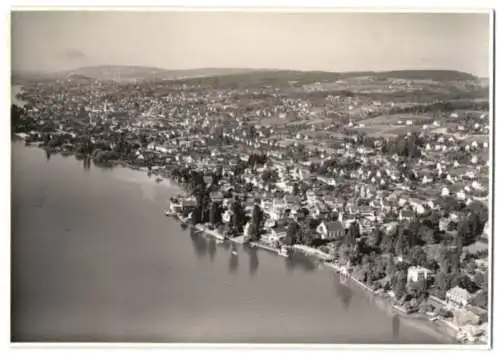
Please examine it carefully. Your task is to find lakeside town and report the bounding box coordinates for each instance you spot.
[11,67,490,344]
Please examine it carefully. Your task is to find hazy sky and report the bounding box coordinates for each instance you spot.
[11,11,490,76]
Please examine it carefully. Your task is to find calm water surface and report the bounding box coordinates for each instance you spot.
[11,143,446,343]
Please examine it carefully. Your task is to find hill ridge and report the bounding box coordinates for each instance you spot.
[12,66,478,84]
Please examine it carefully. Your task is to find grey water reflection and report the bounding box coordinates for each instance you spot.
[229,242,239,274]
[392,314,401,340]
[83,156,92,171]
[333,274,353,312]
[243,244,259,276]
[208,238,217,262]
[190,229,208,259]
[285,251,317,274]
[285,255,296,274]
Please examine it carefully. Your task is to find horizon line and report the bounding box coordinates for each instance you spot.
[12,65,482,78]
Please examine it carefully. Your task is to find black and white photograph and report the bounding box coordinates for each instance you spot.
[8,4,493,349]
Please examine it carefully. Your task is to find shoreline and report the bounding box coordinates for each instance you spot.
[13,141,467,345]
[189,216,460,344]
[164,222,459,344]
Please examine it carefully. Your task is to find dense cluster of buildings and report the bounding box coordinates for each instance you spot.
[12,74,490,344]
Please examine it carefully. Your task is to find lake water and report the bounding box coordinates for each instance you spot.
[11,142,446,344]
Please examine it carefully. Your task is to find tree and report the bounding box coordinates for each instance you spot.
[446,221,458,232]
[262,169,278,184]
[339,244,353,265]
[252,204,264,237]
[395,234,409,258]
[418,224,436,245]
[455,221,467,251]
[139,133,149,148]
[331,240,342,261]
[381,230,394,254]
[212,167,223,188]
[370,225,384,248]
[11,104,22,125]
[408,279,427,299]
[393,271,407,300]
[356,237,371,255]
[457,274,479,293]
[230,198,247,235]
[285,220,300,246]
[201,195,211,223]
[473,273,487,291]
[300,218,316,246]
[437,308,453,319]
[209,200,222,227]
[191,205,203,225]
[245,221,259,243]
[361,255,370,267]
[425,259,440,273]
[450,248,461,275]
[407,220,421,247]
[297,207,310,222]
[468,211,483,241]
[192,181,209,223]
[471,290,488,309]
[465,260,477,275]
[386,254,396,279]
[373,256,387,281]
[448,272,461,289]
[438,245,450,274]
[410,246,428,267]
[345,221,360,247]
[434,271,448,299]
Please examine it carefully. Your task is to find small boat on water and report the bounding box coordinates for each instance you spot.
[163,208,176,217]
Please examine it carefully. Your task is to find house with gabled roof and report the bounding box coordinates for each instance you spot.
[316,220,344,240]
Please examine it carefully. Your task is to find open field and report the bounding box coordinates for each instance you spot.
[248,116,288,126]
[464,241,489,255]
[359,114,435,126]
[346,124,424,138]
[461,134,489,144]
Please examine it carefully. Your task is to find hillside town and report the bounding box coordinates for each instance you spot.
[11,71,490,344]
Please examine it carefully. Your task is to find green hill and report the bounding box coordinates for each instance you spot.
[12,66,478,85]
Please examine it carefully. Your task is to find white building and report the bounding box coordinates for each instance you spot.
[222,209,232,224]
[472,180,485,191]
[407,266,432,284]
[456,190,467,200]
[446,286,472,308]
[483,220,490,240]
